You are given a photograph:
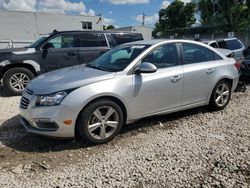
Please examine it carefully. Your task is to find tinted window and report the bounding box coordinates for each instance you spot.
[142,44,179,68]
[183,43,222,64]
[78,33,107,47]
[86,44,150,72]
[217,39,243,50]
[226,40,243,50]
[46,34,75,49]
[106,34,117,47]
[111,33,143,45]
[210,42,218,48]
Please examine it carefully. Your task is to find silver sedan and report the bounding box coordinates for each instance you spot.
[19,40,240,144]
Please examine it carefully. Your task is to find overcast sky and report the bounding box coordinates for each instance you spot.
[0,0,192,27]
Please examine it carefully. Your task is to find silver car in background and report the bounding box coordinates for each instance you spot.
[19,40,240,144]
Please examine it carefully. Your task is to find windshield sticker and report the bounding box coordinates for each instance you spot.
[131,45,146,49]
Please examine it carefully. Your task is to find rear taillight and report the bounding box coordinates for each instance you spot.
[234,60,241,71]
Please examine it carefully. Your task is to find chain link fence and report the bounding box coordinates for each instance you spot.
[0,40,33,49]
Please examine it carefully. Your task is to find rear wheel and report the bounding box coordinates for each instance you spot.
[76,100,124,144]
[3,67,35,95]
[209,80,232,110]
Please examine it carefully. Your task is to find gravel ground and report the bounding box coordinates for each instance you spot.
[0,84,249,188]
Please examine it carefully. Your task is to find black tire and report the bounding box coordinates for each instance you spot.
[209,80,232,110]
[76,100,124,144]
[3,67,35,96]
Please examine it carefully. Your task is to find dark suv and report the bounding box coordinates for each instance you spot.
[0,30,143,95]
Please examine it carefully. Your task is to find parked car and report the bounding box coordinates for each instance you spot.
[241,46,250,78]
[20,40,240,144]
[203,38,245,60]
[0,30,143,95]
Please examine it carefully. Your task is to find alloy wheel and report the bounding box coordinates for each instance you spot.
[215,83,230,107]
[87,106,119,140]
[9,73,30,92]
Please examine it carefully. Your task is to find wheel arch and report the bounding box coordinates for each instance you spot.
[208,77,233,101]
[75,95,128,138]
[2,63,37,77]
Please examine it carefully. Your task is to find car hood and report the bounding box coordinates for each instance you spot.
[0,47,28,53]
[28,65,116,95]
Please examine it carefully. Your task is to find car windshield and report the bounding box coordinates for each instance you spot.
[28,37,47,48]
[86,44,150,72]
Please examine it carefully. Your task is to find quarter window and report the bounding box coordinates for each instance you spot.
[77,33,107,47]
[82,22,92,30]
[183,43,222,64]
[45,34,75,49]
[142,44,179,68]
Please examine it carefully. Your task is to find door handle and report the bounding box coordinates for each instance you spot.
[206,68,215,74]
[171,75,181,83]
[68,52,77,56]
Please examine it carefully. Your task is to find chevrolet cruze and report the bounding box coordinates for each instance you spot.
[19,40,240,144]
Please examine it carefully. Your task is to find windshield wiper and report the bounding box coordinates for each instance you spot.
[86,64,110,72]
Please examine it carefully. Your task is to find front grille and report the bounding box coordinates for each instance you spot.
[26,88,34,95]
[20,96,30,109]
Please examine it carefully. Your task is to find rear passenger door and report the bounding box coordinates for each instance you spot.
[181,43,223,105]
[77,33,111,64]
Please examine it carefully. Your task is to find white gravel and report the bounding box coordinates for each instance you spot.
[0,85,249,187]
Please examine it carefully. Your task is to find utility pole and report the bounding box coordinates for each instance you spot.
[142,13,145,26]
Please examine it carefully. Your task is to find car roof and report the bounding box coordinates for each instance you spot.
[123,39,210,46]
[201,38,239,43]
[49,30,142,35]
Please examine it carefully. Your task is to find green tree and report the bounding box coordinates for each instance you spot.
[198,0,250,32]
[104,25,115,30]
[159,0,196,33]
[152,22,163,37]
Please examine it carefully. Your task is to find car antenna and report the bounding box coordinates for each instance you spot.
[52,29,58,33]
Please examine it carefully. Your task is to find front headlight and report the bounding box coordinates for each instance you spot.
[36,91,68,106]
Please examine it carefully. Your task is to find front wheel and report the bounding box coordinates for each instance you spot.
[76,100,124,144]
[209,80,232,110]
[3,67,35,95]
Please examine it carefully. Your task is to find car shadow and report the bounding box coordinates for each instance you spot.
[0,106,211,153]
[0,85,11,97]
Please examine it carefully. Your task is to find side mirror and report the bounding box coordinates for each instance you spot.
[135,62,157,74]
[42,43,54,50]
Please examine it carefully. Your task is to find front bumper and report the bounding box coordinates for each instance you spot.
[19,93,78,138]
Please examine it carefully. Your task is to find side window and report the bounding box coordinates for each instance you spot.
[142,44,179,68]
[78,33,107,47]
[111,33,143,45]
[183,43,222,64]
[106,34,117,47]
[210,42,218,48]
[45,34,75,49]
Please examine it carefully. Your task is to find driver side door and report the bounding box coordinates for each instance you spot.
[38,33,79,73]
[132,43,183,119]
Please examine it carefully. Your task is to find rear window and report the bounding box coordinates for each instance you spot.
[218,39,243,50]
[111,33,143,45]
[77,33,107,47]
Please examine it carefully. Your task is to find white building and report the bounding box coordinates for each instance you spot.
[0,10,103,48]
[112,25,152,40]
